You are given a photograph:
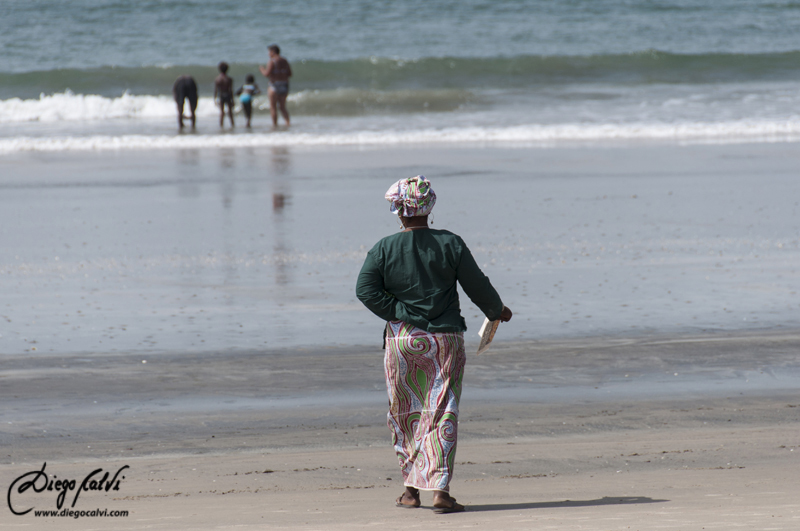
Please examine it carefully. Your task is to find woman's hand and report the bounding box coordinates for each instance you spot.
[500,306,513,322]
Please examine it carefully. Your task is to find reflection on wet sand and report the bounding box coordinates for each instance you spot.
[219,147,235,170]
[273,193,286,211]
[177,149,201,197]
[270,147,292,288]
[178,148,200,167]
[268,147,294,343]
[271,146,291,176]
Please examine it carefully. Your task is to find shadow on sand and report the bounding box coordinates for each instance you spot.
[465,496,668,513]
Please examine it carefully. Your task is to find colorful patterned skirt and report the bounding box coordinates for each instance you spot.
[384,320,466,492]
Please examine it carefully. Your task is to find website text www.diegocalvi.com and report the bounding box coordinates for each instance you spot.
[33,508,129,519]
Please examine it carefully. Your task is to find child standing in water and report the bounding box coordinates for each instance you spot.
[236,74,261,128]
[214,62,235,128]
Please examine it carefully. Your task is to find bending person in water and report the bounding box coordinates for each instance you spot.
[259,44,292,127]
[172,75,197,129]
[214,62,235,128]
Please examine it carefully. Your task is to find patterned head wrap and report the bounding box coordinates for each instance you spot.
[385,175,436,217]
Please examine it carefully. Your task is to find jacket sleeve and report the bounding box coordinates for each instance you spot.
[356,251,404,322]
[456,242,504,321]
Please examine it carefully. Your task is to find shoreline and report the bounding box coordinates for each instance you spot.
[4,125,800,154]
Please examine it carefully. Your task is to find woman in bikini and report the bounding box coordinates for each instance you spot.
[259,44,292,127]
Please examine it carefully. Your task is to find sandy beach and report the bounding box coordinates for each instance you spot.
[5,2,800,527]
[2,330,799,529]
[2,142,799,529]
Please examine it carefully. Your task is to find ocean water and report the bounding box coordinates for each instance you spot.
[3,0,800,150]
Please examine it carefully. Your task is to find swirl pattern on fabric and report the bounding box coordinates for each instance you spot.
[384,320,465,491]
[385,175,436,217]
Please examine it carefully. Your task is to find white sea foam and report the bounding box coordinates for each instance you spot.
[0,90,472,123]
[3,91,800,152]
[0,92,220,123]
[2,120,800,153]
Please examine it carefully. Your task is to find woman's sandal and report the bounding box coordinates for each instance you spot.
[433,495,465,514]
[395,492,421,508]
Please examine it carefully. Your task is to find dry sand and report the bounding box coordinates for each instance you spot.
[4,425,798,530]
[3,331,799,529]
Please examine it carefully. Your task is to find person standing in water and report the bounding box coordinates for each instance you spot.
[172,75,197,129]
[259,44,292,127]
[214,62,235,128]
[236,74,261,128]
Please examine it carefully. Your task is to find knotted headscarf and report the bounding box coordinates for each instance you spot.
[385,175,436,217]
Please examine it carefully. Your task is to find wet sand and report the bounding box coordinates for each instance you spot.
[1,142,799,354]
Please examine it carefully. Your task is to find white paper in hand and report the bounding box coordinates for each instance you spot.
[476,317,500,355]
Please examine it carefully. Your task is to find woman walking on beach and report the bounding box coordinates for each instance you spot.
[356,176,512,513]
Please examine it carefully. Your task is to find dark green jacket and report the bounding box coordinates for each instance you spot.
[356,229,504,332]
